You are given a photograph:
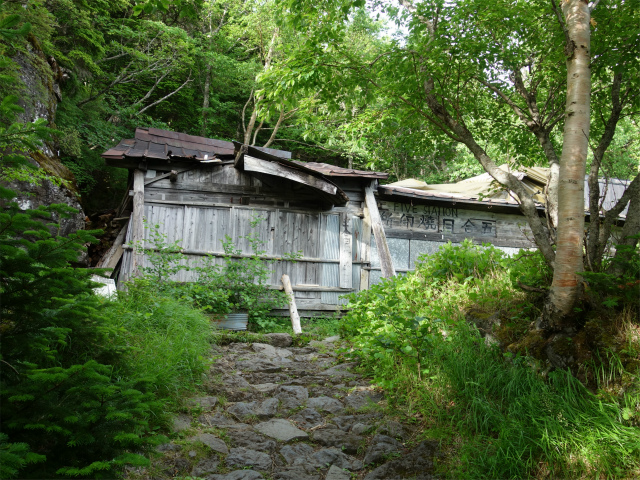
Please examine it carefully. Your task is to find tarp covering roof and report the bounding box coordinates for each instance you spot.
[386,165,630,218]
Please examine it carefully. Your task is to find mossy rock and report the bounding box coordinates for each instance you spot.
[507,330,547,359]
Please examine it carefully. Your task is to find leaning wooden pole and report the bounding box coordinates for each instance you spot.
[130,169,145,278]
[364,183,396,278]
[281,274,302,334]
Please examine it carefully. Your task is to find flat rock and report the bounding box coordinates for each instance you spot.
[330,415,356,431]
[255,418,309,442]
[276,385,309,410]
[191,457,219,476]
[255,397,279,419]
[343,390,383,411]
[170,413,191,432]
[208,471,265,480]
[318,363,358,378]
[252,383,280,394]
[227,401,257,420]
[156,442,181,452]
[363,434,402,465]
[289,408,324,429]
[308,447,357,470]
[293,354,318,362]
[363,440,438,480]
[308,386,343,398]
[198,412,237,427]
[222,374,252,389]
[264,333,293,347]
[279,443,315,465]
[325,465,351,480]
[189,433,229,454]
[252,343,278,356]
[273,466,321,480]
[330,414,380,431]
[237,358,283,373]
[351,422,372,435]
[378,420,406,440]
[307,396,345,414]
[187,396,218,410]
[228,430,277,453]
[312,429,364,454]
[226,447,272,470]
[246,373,290,384]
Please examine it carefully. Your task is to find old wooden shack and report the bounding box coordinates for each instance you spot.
[101,128,546,314]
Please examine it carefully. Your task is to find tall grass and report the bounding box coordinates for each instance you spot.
[438,323,640,478]
[342,242,640,478]
[103,279,212,399]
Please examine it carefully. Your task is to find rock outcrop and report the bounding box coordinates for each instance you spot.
[5,40,85,242]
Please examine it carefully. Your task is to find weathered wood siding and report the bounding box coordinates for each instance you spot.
[368,199,535,284]
[120,163,538,308]
[120,164,369,313]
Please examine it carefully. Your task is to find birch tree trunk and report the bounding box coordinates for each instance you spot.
[545,0,591,328]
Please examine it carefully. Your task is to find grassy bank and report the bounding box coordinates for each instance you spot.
[341,241,640,479]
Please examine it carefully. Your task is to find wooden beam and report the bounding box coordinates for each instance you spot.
[95,223,128,271]
[281,274,302,334]
[339,212,353,288]
[144,167,195,186]
[149,180,259,194]
[120,245,375,264]
[364,184,396,278]
[143,199,361,216]
[243,155,337,195]
[360,196,372,291]
[131,169,145,277]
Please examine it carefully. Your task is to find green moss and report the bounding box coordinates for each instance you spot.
[508,330,547,359]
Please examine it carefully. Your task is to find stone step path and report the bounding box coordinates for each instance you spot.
[144,333,439,480]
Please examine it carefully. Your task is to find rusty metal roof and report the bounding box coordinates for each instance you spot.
[103,128,388,180]
[295,161,388,179]
[102,128,291,162]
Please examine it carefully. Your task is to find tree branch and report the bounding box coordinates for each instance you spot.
[136,73,193,116]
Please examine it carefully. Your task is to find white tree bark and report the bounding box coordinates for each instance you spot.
[546,0,591,325]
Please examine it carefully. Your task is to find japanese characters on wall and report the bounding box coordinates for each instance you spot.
[378,202,497,237]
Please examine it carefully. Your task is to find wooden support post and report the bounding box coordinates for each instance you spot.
[281,274,302,334]
[339,212,353,288]
[360,198,372,291]
[364,184,396,278]
[96,222,128,271]
[131,169,145,277]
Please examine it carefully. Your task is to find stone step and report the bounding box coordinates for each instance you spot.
[132,335,439,480]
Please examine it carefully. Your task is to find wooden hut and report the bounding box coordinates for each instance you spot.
[101,128,553,315]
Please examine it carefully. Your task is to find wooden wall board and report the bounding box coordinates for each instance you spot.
[378,201,536,249]
[339,213,353,288]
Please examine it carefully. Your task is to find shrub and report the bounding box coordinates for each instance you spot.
[141,216,287,330]
[102,279,212,399]
[342,242,640,478]
[0,200,158,478]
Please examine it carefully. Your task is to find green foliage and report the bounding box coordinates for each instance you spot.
[418,239,507,283]
[0,95,62,187]
[0,433,45,480]
[509,249,553,290]
[139,215,287,329]
[342,243,640,478]
[581,234,640,309]
[0,200,159,478]
[102,279,212,398]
